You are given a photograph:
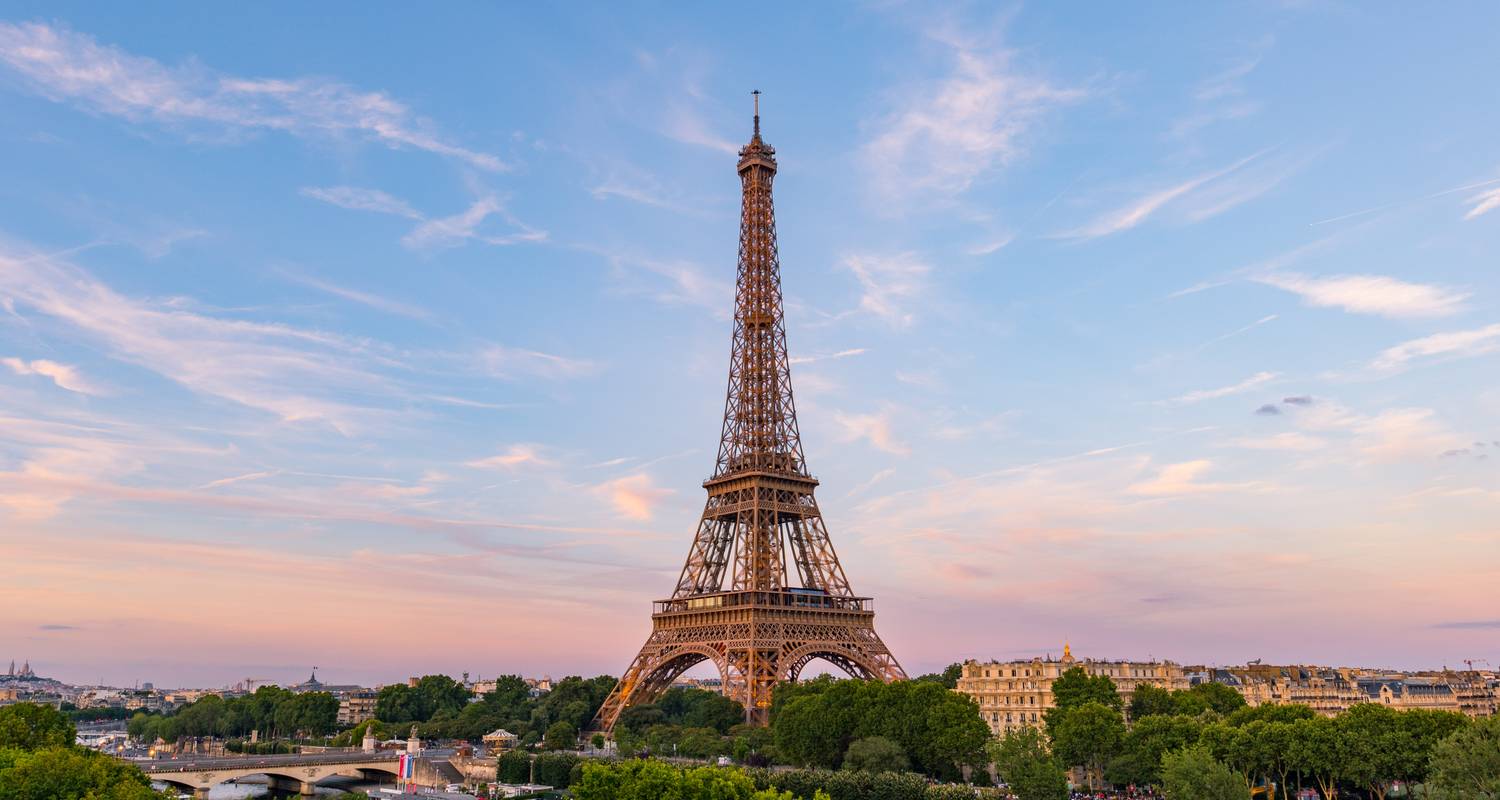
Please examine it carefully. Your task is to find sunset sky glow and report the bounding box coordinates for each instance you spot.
[1,3,1498,688]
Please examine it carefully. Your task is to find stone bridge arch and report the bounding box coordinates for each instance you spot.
[145,760,400,798]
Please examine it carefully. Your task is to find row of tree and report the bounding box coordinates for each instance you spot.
[127,685,339,742]
[1,703,169,799]
[612,686,764,761]
[378,673,617,746]
[125,672,618,747]
[991,665,1499,800]
[770,675,991,780]
[570,759,1011,800]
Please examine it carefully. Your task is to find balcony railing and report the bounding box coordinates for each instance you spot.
[654,589,871,615]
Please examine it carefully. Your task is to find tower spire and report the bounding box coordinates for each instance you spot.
[752,89,761,138]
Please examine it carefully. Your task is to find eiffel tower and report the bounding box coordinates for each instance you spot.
[593,94,905,732]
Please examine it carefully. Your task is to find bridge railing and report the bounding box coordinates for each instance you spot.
[138,750,398,772]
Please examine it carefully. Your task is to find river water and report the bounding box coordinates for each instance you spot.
[152,776,395,799]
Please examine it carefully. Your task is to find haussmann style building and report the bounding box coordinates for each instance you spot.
[956,643,1189,735]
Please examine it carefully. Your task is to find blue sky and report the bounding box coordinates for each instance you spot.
[1,3,1498,688]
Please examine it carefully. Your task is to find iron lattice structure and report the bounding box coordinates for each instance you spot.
[593,100,905,732]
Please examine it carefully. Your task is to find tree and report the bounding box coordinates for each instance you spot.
[916,684,990,778]
[1226,703,1315,727]
[375,675,471,724]
[656,687,746,734]
[1243,720,1296,799]
[1046,668,1121,721]
[1048,701,1124,789]
[0,705,75,751]
[677,727,730,759]
[544,720,577,751]
[0,745,167,800]
[1174,683,1247,717]
[294,692,340,736]
[988,726,1068,800]
[773,694,848,769]
[1128,685,1177,722]
[572,760,772,800]
[1287,716,1343,800]
[915,663,964,689]
[534,752,581,787]
[1428,713,1500,799]
[1393,708,1470,792]
[617,704,667,736]
[771,678,986,779]
[1107,713,1202,787]
[497,750,531,783]
[1339,703,1404,800]
[843,736,908,773]
[1160,744,1249,800]
[591,732,606,749]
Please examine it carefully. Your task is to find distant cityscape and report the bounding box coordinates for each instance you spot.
[6,646,1497,734]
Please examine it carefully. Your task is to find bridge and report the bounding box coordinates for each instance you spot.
[138,751,402,797]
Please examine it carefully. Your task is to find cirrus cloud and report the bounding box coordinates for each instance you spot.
[0,21,503,170]
[1255,273,1468,319]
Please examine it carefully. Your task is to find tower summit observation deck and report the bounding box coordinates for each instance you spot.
[593,94,905,731]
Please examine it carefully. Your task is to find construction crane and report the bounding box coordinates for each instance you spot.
[242,677,273,691]
[1462,659,1491,673]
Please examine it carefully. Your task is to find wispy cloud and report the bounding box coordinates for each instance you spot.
[588,168,712,217]
[199,471,278,490]
[863,33,1084,206]
[842,253,931,328]
[278,269,430,320]
[833,409,909,455]
[1463,186,1500,220]
[1279,398,1468,464]
[1351,408,1465,463]
[660,106,738,155]
[789,348,868,366]
[401,197,547,251]
[592,473,673,521]
[0,22,503,170]
[1169,43,1269,141]
[1432,620,1500,630]
[479,345,595,381]
[465,444,550,471]
[426,395,515,411]
[299,186,423,220]
[618,256,730,312]
[845,467,896,499]
[0,244,394,431]
[1368,323,1500,372]
[1127,460,1255,496]
[1255,273,1469,319]
[1310,177,1500,227]
[1057,152,1265,239]
[1,357,100,395]
[1226,432,1326,452]
[301,187,545,252]
[1165,371,1278,405]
